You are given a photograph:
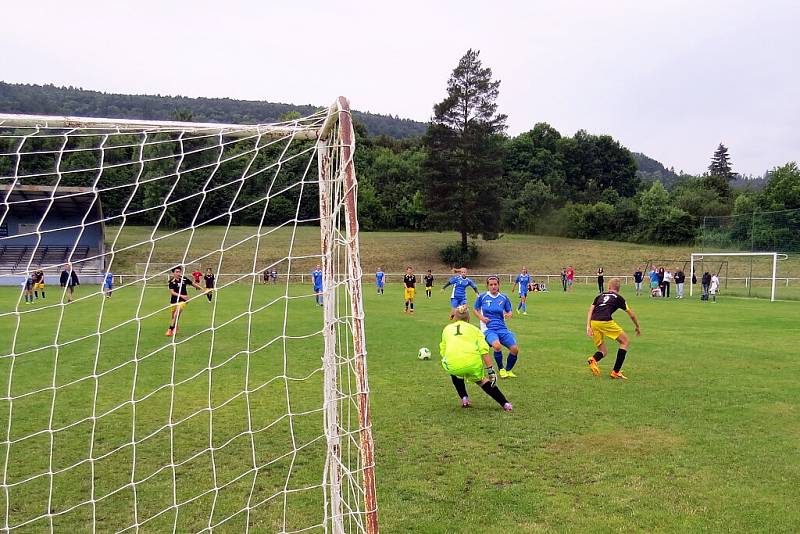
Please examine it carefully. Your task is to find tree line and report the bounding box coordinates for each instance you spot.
[2,69,798,258]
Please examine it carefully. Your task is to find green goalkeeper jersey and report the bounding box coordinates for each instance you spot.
[439,320,490,368]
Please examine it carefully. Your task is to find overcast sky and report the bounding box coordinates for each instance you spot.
[2,0,798,176]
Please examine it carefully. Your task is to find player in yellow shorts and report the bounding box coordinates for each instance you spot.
[403,266,416,314]
[440,305,513,411]
[33,269,46,300]
[585,278,641,379]
[166,265,203,337]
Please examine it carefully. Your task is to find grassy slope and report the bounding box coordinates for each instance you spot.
[105,226,800,279]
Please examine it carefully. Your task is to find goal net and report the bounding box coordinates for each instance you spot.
[0,99,377,532]
[689,252,793,301]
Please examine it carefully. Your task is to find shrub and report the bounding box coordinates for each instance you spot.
[439,241,479,267]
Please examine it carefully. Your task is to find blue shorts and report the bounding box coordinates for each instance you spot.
[104,283,113,290]
[518,290,528,297]
[451,297,467,308]
[377,282,384,288]
[313,286,322,293]
[484,329,517,349]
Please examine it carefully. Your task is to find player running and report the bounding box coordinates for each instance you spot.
[586,278,641,380]
[440,305,513,412]
[312,265,323,305]
[376,268,385,295]
[512,266,532,315]
[403,266,416,314]
[424,270,434,298]
[442,267,478,320]
[166,266,203,337]
[474,275,521,379]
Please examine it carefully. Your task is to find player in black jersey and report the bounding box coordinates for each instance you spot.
[403,266,417,314]
[166,266,203,337]
[424,270,434,298]
[203,268,215,302]
[586,278,641,380]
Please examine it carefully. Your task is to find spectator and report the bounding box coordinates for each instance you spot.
[633,266,644,296]
[596,266,605,293]
[560,268,568,292]
[663,269,672,298]
[674,268,686,299]
[701,271,711,301]
[59,264,80,303]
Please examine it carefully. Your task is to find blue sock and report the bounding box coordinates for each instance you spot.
[522,302,527,312]
[494,351,504,369]
[506,353,518,371]
[517,301,521,310]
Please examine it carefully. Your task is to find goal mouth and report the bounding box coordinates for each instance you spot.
[0,99,377,532]
[689,252,789,301]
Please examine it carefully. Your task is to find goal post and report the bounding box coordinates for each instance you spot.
[0,99,378,532]
[690,252,784,301]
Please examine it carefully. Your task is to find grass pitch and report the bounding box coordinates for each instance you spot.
[1,278,798,532]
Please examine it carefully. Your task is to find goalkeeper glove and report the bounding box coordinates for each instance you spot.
[486,367,497,387]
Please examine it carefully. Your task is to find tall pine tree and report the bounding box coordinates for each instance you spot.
[423,49,507,251]
[706,142,735,197]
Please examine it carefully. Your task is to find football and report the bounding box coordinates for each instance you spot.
[418,347,431,360]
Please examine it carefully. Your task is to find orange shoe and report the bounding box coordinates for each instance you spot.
[610,370,627,380]
[165,328,174,337]
[587,356,600,376]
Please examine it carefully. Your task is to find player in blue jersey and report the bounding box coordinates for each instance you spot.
[442,267,479,320]
[103,271,114,298]
[376,268,385,295]
[512,266,532,315]
[473,275,521,379]
[312,265,323,305]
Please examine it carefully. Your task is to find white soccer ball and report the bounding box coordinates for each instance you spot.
[418,347,431,360]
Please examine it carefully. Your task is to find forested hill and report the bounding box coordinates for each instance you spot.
[632,152,681,189]
[0,82,427,139]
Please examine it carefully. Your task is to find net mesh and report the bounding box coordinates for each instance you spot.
[0,102,376,532]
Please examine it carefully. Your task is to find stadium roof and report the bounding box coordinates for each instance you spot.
[0,185,102,219]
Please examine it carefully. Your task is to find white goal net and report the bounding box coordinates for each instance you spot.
[0,99,377,532]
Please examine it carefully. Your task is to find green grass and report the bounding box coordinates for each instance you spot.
[1,279,798,532]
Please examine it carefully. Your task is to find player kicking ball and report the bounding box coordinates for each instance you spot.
[166,266,203,337]
[440,305,513,412]
[586,277,641,380]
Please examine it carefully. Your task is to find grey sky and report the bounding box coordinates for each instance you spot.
[3,0,798,176]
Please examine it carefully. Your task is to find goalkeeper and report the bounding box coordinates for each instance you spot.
[440,305,513,412]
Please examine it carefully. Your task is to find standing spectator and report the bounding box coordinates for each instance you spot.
[663,269,672,298]
[60,264,80,303]
[560,268,568,292]
[648,268,660,297]
[674,268,686,299]
[596,266,605,293]
[566,266,575,291]
[262,268,269,284]
[710,272,720,303]
[701,271,711,301]
[270,269,278,284]
[657,267,666,298]
[633,267,644,296]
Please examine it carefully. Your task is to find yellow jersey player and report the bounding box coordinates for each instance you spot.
[586,278,641,379]
[403,266,416,314]
[440,305,512,411]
